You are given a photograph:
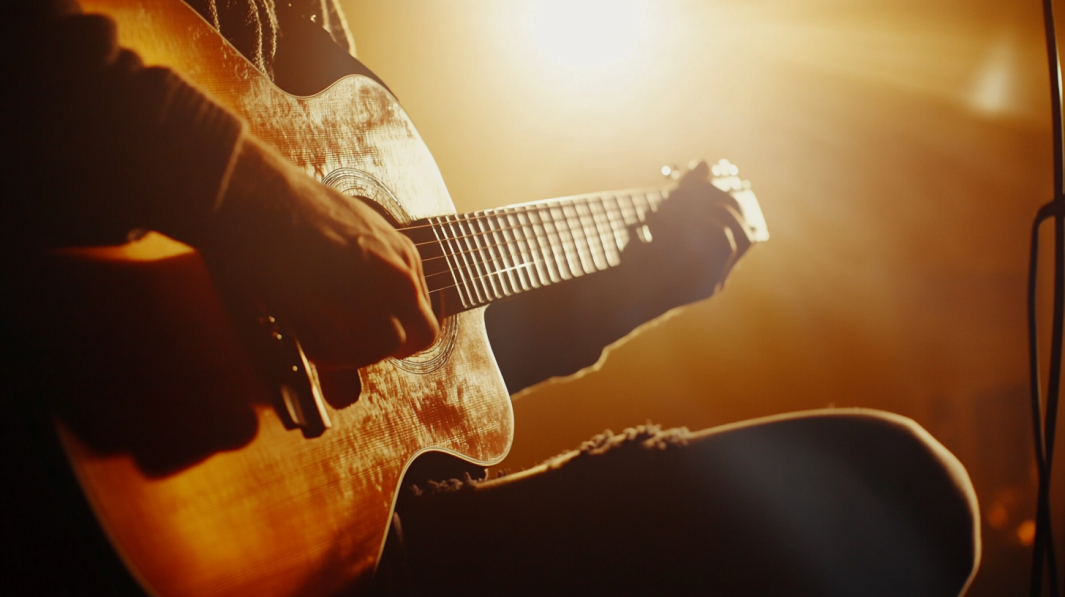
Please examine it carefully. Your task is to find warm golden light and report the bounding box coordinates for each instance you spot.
[970,32,1024,116]
[523,0,650,72]
[344,2,1063,593]
[985,503,1009,530]
[1017,519,1037,547]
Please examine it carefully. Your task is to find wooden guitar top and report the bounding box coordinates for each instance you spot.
[52,1,514,595]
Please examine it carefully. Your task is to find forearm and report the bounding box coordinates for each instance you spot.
[4,7,243,251]
[484,162,754,394]
[485,222,737,394]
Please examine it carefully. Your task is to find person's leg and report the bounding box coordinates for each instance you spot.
[375,409,980,596]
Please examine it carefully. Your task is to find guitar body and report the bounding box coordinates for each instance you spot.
[43,1,513,595]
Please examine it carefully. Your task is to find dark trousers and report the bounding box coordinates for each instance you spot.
[374,409,979,596]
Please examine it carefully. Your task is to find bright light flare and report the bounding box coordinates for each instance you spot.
[524,0,650,72]
[970,33,1022,116]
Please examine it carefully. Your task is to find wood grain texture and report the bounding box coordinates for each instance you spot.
[54,1,514,595]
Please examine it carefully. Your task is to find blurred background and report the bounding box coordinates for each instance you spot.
[342,0,1061,594]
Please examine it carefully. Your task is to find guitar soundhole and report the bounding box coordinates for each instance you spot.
[388,315,459,374]
[322,167,458,374]
[322,167,411,224]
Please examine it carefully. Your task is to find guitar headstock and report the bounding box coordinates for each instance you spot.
[662,159,769,244]
[707,159,770,244]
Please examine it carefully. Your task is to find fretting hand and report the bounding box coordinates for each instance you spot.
[486,158,767,393]
[638,158,765,304]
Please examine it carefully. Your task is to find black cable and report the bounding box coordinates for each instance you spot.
[1028,206,1046,597]
[1047,196,1063,595]
[1031,1,1065,594]
[1050,195,1064,597]
[1044,0,1065,200]
[1029,203,1061,597]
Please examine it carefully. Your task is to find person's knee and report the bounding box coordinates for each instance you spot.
[684,409,981,596]
[783,409,981,596]
[840,409,980,595]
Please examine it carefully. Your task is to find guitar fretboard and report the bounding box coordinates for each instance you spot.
[406,189,668,314]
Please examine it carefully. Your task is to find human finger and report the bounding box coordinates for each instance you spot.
[356,232,439,360]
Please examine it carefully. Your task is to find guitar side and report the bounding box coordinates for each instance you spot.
[50,1,514,595]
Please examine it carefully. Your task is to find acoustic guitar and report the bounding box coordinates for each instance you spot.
[36,1,769,595]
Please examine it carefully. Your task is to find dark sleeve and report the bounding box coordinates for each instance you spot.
[3,2,244,251]
[485,210,736,394]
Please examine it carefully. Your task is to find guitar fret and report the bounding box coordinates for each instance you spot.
[498,210,531,291]
[466,211,498,300]
[575,201,607,271]
[451,215,488,305]
[482,211,515,296]
[540,205,567,283]
[421,184,679,316]
[603,194,632,253]
[467,212,494,298]
[587,197,620,267]
[541,204,571,278]
[471,211,503,298]
[631,192,653,221]
[458,216,485,304]
[647,190,664,213]
[432,217,472,308]
[562,202,594,275]
[506,209,541,288]
[538,205,571,280]
[480,213,507,299]
[452,214,486,306]
[555,203,580,274]
[560,203,581,277]
[520,206,555,283]
[615,193,641,226]
[500,211,530,291]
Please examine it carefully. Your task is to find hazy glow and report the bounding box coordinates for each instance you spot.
[524,0,650,71]
[970,33,1020,115]
[343,6,1057,592]
[752,16,1038,120]
[1017,519,1037,547]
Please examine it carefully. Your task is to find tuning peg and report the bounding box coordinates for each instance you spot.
[661,164,681,180]
[712,159,739,178]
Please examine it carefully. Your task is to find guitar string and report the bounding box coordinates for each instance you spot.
[419,186,684,300]
[364,192,663,300]
[416,205,636,287]
[391,190,665,235]
[413,179,736,301]
[420,204,645,298]
[426,234,585,290]
[420,213,658,303]
[397,194,622,233]
[424,234,590,297]
[414,207,636,274]
[403,193,658,255]
[409,207,638,254]
[427,264,541,301]
[406,191,658,283]
[421,236,580,284]
[412,178,752,290]
[424,246,615,300]
[424,206,617,297]
[396,193,662,301]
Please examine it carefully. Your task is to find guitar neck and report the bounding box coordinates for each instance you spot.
[406,187,669,316]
